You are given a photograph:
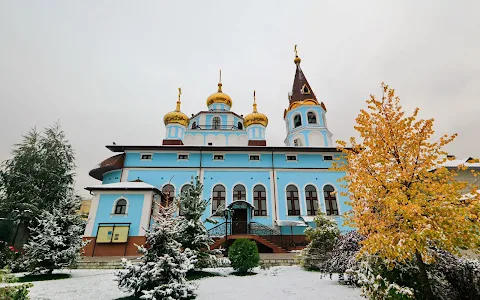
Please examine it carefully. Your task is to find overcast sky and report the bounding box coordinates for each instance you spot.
[1,0,479,197]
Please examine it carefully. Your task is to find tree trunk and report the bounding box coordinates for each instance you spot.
[415,250,436,300]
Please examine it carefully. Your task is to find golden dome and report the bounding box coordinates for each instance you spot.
[244,91,268,127]
[206,83,233,108]
[164,88,189,127]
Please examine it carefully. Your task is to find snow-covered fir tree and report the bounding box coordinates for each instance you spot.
[23,193,87,275]
[176,177,225,268]
[116,200,196,300]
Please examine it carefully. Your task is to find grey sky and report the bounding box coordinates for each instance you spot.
[1,0,479,197]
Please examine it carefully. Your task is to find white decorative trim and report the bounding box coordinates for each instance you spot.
[321,182,340,216]
[120,168,129,182]
[139,191,154,236]
[270,170,279,225]
[252,182,268,217]
[84,193,100,236]
[303,183,321,216]
[284,182,303,217]
[211,183,227,213]
[232,182,248,202]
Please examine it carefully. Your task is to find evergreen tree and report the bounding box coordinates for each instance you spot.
[176,177,222,268]
[22,193,87,275]
[116,201,196,300]
[0,123,75,248]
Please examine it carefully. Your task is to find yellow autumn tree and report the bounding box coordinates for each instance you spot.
[334,83,480,299]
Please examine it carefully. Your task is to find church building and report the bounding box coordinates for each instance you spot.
[82,49,351,256]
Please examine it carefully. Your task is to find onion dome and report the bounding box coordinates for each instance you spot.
[163,88,189,127]
[206,70,233,107]
[244,91,268,127]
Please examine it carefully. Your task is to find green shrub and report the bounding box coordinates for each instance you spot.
[0,283,33,300]
[228,239,260,274]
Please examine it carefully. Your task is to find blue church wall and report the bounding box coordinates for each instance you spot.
[102,170,122,184]
[275,170,351,233]
[202,170,273,228]
[127,169,198,192]
[92,193,145,236]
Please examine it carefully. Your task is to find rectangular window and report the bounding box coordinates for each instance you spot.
[178,154,189,160]
[213,154,224,161]
[286,155,297,161]
[141,154,152,160]
[249,155,260,161]
[324,155,333,161]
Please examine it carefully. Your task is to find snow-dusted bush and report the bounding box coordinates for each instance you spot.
[299,212,340,270]
[116,203,196,300]
[228,239,260,274]
[0,283,33,300]
[320,230,364,275]
[22,194,87,275]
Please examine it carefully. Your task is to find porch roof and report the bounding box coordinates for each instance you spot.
[227,200,255,209]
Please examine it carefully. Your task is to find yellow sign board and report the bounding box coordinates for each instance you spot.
[96,226,114,243]
[112,226,129,243]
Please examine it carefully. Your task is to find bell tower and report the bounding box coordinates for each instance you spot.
[284,46,332,147]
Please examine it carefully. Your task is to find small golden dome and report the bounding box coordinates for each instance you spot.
[244,91,268,127]
[206,83,233,108]
[164,88,189,127]
[294,56,301,64]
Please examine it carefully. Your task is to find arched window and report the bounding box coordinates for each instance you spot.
[294,115,302,128]
[191,122,197,129]
[233,184,246,201]
[286,185,300,216]
[253,185,267,216]
[212,117,221,130]
[307,112,317,124]
[324,185,339,216]
[114,199,127,214]
[162,184,175,207]
[178,184,192,216]
[305,185,318,216]
[237,122,243,130]
[212,185,226,214]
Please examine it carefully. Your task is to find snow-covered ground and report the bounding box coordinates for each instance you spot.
[22,266,363,300]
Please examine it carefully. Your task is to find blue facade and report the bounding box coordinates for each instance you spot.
[92,193,145,236]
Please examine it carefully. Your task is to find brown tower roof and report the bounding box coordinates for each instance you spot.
[290,55,317,103]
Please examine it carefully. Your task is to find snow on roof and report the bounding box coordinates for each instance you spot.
[275,220,308,227]
[300,216,316,223]
[440,157,480,168]
[85,181,161,193]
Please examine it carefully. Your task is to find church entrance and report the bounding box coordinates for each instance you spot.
[232,208,248,234]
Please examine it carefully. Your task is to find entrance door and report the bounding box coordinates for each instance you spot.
[232,209,248,234]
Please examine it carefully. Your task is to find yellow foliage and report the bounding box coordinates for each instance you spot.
[333,83,480,264]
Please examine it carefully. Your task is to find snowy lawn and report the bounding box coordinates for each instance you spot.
[18,266,363,300]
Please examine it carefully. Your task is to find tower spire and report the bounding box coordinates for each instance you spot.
[253,90,257,112]
[290,45,317,104]
[176,87,182,111]
[218,69,223,92]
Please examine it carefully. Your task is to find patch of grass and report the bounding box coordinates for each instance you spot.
[18,273,71,282]
[186,270,222,281]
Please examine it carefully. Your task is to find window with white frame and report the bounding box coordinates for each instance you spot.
[305,185,319,216]
[286,185,300,216]
[212,185,226,214]
[178,154,189,160]
[162,184,175,206]
[324,185,339,215]
[233,184,246,201]
[213,154,224,160]
[307,111,317,124]
[286,154,297,161]
[294,114,302,128]
[249,155,260,161]
[114,199,127,215]
[141,153,152,160]
[253,185,267,216]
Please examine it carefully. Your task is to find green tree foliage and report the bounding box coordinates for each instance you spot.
[228,239,260,274]
[0,123,75,248]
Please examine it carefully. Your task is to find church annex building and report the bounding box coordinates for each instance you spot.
[83,50,351,256]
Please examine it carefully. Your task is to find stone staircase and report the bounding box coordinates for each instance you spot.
[211,234,288,253]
